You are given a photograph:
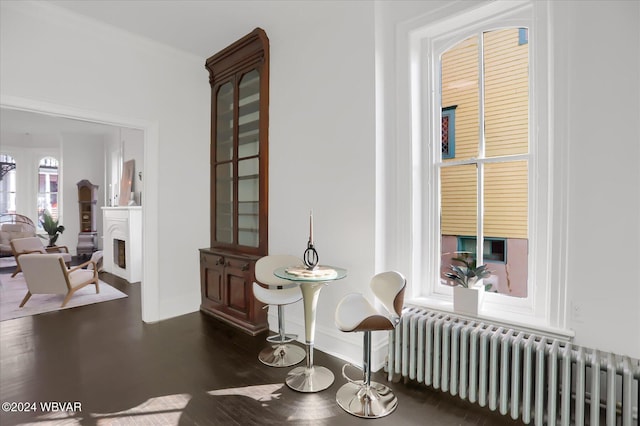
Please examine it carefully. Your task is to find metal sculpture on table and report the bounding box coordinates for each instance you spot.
[303,210,318,270]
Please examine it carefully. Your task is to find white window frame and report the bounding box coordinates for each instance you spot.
[0,153,17,214]
[36,156,60,228]
[391,0,570,335]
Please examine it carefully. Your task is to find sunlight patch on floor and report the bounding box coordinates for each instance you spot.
[19,393,191,425]
[207,383,284,403]
[286,393,338,422]
[16,383,338,425]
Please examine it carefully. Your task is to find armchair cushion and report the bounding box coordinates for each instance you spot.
[11,237,49,254]
[20,254,70,294]
[19,253,100,308]
[10,237,72,278]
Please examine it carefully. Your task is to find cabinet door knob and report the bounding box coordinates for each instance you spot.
[216,257,225,265]
[241,263,250,271]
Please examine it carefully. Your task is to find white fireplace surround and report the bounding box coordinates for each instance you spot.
[102,206,142,283]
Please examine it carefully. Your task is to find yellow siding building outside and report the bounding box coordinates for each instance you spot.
[441,28,528,240]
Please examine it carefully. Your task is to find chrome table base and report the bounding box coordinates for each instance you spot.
[336,380,398,418]
[273,267,347,393]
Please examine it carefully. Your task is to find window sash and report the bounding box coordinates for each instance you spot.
[413,1,556,325]
[37,157,60,222]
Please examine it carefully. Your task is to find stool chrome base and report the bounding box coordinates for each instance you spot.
[258,343,305,367]
[266,332,297,344]
[336,380,398,418]
[286,365,334,393]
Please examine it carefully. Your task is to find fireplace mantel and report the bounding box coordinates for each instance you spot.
[102,206,142,283]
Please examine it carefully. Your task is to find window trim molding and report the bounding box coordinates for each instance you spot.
[387,0,569,332]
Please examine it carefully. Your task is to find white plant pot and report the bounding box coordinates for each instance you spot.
[453,280,485,316]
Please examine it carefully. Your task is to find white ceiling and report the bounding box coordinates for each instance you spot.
[2,0,293,138]
[46,0,294,58]
[0,109,118,138]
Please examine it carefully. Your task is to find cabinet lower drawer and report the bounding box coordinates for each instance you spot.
[199,249,267,335]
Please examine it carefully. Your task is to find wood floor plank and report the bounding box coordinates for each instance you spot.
[0,267,523,425]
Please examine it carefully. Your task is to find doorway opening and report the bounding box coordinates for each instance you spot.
[0,98,159,322]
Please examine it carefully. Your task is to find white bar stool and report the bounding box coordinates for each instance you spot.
[253,255,306,367]
[334,271,406,418]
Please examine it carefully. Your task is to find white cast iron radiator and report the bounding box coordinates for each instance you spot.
[387,306,640,426]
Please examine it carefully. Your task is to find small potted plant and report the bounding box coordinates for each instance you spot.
[443,252,492,315]
[40,210,65,247]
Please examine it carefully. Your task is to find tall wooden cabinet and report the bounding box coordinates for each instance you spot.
[76,180,98,257]
[199,28,269,335]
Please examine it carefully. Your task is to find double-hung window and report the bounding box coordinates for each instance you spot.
[0,154,17,214]
[438,27,530,298]
[37,156,60,226]
[401,1,561,329]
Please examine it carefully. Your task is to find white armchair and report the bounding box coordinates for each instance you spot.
[10,237,72,277]
[18,253,99,308]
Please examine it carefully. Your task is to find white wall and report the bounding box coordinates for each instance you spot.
[122,128,144,203]
[103,127,144,207]
[266,1,377,362]
[60,133,105,251]
[558,0,640,358]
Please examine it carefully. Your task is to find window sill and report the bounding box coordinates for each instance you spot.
[407,296,575,342]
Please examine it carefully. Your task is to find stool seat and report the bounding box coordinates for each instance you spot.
[335,293,396,332]
[252,284,302,306]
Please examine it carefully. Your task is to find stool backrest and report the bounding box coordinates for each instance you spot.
[371,271,406,318]
[255,254,303,286]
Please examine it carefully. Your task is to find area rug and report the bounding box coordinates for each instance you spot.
[0,273,127,321]
[0,256,17,269]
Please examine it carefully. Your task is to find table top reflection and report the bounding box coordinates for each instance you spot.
[273,265,347,282]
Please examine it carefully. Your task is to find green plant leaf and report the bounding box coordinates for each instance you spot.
[442,254,492,289]
[40,210,64,242]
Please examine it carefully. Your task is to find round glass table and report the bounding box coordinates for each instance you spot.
[274,265,347,392]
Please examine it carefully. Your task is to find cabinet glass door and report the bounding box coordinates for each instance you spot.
[214,71,261,247]
[215,82,234,243]
[237,70,260,247]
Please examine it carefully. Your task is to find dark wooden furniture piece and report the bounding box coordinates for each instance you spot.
[199,248,264,335]
[76,179,98,258]
[199,28,270,335]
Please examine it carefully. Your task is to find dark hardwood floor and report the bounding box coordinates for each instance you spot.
[0,266,525,425]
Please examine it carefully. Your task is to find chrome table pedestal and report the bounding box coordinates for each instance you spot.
[274,266,347,393]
